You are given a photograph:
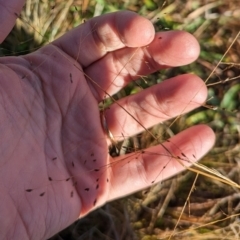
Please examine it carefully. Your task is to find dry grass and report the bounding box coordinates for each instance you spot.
[1,0,240,239]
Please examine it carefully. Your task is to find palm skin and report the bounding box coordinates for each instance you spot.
[0,3,215,240]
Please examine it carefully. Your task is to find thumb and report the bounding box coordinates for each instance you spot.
[0,1,25,43]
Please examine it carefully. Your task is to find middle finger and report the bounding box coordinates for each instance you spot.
[85,31,200,101]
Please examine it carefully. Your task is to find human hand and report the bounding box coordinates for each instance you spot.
[0,2,215,240]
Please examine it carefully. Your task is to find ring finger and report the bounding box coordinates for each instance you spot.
[102,73,207,142]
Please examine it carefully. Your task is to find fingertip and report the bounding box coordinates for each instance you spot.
[193,124,216,154]
[150,30,200,66]
[174,124,215,161]
[115,11,155,47]
[182,74,208,105]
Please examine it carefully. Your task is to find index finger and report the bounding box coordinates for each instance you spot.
[52,11,155,67]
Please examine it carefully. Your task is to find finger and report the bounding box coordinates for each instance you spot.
[108,125,215,201]
[104,74,207,141]
[85,30,200,100]
[0,1,25,43]
[53,11,155,67]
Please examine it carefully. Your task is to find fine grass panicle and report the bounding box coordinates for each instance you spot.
[1,0,240,239]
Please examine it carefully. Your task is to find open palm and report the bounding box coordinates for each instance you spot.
[0,4,215,240]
